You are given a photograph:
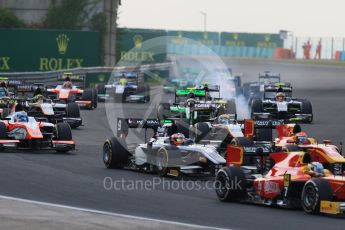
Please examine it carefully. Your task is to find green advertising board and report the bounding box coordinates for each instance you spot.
[0,29,100,72]
[116,28,167,64]
[167,30,219,46]
[220,32,283,48]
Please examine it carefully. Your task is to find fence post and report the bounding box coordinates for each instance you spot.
[331,37,334,60]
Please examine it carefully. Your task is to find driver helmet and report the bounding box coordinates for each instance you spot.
[276,92,285,102]
[218,114,231,124]
[33,94,44,103]
[188,91,195,98]
[119,78,128,85]
[0,81,7,88]
[171,133,185,146]
[308,162,324,175]
[16,111,28,122]
[63,81,72,89]
[295,132,309,144]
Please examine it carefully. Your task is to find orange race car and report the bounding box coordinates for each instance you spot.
[0,111,75,152]
[46,73,97,109]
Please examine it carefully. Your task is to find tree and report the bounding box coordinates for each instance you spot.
[0,7,25,28]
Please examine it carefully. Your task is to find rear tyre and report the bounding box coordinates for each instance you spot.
[215,167,247,202]
[92,88,98,108]
[66,103,81,128]
[251,98,263,118]
[103,137,129,169]
[82,89,93,109]
[301,99,313,123]
[194,122,210,142]
[301,178,333,214]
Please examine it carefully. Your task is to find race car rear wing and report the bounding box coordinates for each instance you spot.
[117,118,161,140]
[57,73,86,82]
[243,118,301,141]
[175,89,206,97]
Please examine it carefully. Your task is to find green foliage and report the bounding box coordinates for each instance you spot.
[44,0,87,29]
[90,12,107,65]
[90,12,107,33]
[0,7,25,28]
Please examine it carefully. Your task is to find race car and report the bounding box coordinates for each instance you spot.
[102,118,226,177]
[213,67,243,96]
[157,87,237,125]
[215,141,345,215]
[20,94,82,129]
[96,71,150,103]
[46,73,97,109]
[0,111,75,152]
[162,78,195,94]
[243,71,282,101]
[251,88,313,123]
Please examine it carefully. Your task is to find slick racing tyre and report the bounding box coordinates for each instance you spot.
[215,167,247,202]
[92,88,98,109]
[82,89,94,109]
[301,178,333,214]
[194,122,210,143]
[301,99,313,123]
[66,102,81,128]
[103,137,129,169]
[251,99,263,118]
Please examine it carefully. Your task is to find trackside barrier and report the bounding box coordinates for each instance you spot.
[167,44,275,58]
[0,62,171,86]
[335,51,345,61]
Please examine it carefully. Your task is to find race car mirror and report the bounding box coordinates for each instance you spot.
[339,141,343,155]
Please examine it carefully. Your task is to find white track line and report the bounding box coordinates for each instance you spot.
[0,195,231,230]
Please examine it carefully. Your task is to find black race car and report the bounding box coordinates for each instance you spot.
[243,71,282,101]
[250,85,313,123]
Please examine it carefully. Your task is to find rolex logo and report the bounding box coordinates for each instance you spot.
[56,34,69,54]
[133,34,143,49]
[264,34,271,42]
[233,33,239,41]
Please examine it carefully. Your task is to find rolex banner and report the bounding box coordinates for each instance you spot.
[116,28,167,64]
[0,29,100,72]
[220,32,283,48]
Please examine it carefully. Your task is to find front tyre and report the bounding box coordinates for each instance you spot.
[301,178,333,214]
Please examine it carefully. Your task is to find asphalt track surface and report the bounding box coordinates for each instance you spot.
[1,59,345,230]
